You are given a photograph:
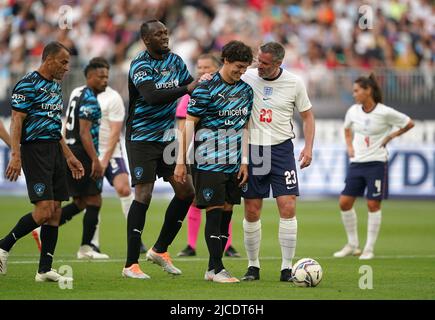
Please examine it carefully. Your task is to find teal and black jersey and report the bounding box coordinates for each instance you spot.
[187,72,253,174]
[11,71,64,143]
[126,50,193,142]
[65,87,101,154]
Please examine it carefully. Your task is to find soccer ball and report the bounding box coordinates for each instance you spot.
[292,258,323,287]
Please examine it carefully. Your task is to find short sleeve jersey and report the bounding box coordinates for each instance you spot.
[126,50,193,142]
[11,71,64,143]
[344,103,410,162]
[188,72,254,174]
[241,68,312,145]
[65,87,102,154]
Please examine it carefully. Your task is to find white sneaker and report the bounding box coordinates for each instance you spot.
[0,248,9,275]
[359,251,375,260]
[333,244,362,258]
[212,269,240,283]
[122,264,150,279]
[35,269,73,282]
[204,269,215,281]
[77,245,109,259]
[146,249,182,275]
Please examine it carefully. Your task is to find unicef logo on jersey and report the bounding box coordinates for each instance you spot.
[203,188,214,202]
[134,167,144,180]
[33,183,46,197]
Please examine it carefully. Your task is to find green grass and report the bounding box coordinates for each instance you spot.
[1,196,434,300]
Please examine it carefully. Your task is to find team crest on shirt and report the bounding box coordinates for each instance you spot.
[203,188,214,202]
[33,183,46,197]
[134,167,144,179]
[263,86,273,96]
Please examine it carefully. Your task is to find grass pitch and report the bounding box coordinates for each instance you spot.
[0,196,434,300]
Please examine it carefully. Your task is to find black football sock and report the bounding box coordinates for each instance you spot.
[0,213,39,252]
[125,201,149,268]
[81,205,100,246]
[153,196,192,253]
[59,203,82,226]
[220,210,233,254]
[205,208,224,273]
[38,225,58,273]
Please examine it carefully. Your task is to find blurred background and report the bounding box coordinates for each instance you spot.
[0,0,434,198]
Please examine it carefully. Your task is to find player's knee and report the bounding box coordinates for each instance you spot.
[116,185,131,198]
[367,201,381,212]
[134,189,152,205]
[279,202,296,218]
[244,204,261,222]
[85,195,102,207]
[339,198,352,211]
[34,202,55,223]
[73,198,87,211]
[177,187,195,202]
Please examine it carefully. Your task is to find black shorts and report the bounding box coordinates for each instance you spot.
[126,140,175,186]
[67,147,103,197]
[192,168,242,209]
[21,141,69,204]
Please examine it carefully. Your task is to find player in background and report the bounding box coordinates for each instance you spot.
[122,20,198,279]
[240,42,315,282]
[0,42,84,281]
[175,40,253,283]
[72,58,147,254]
[176,54,241,258]
[0,120,11,147]
[333,74,414,260]
[58,58,109,259]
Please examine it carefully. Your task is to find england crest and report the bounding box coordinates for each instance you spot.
[134,167,144,179]
[34,183,46,197]
[203,188,214,202]
[263,86,273,96]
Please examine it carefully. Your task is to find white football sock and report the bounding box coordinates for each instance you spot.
[279,217,297,270]
[120,194,134,219]
[243,219,261,268]
[364,210,382,253]
[341,208,359,248]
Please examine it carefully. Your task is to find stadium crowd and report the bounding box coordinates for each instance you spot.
[0,0,434,102]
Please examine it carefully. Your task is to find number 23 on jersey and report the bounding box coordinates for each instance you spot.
[259,108,272,123]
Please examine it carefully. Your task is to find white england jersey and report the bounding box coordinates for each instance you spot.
[344,103,410,163]
[70,86,125,158]
[241,68,312,146]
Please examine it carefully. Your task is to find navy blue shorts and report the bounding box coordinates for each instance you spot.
[341,161,388,200]
[104,157,128,186]
[242,139,299,199]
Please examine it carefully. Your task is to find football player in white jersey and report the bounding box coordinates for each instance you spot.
[240,42,315,282]
[334,74,414,260]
